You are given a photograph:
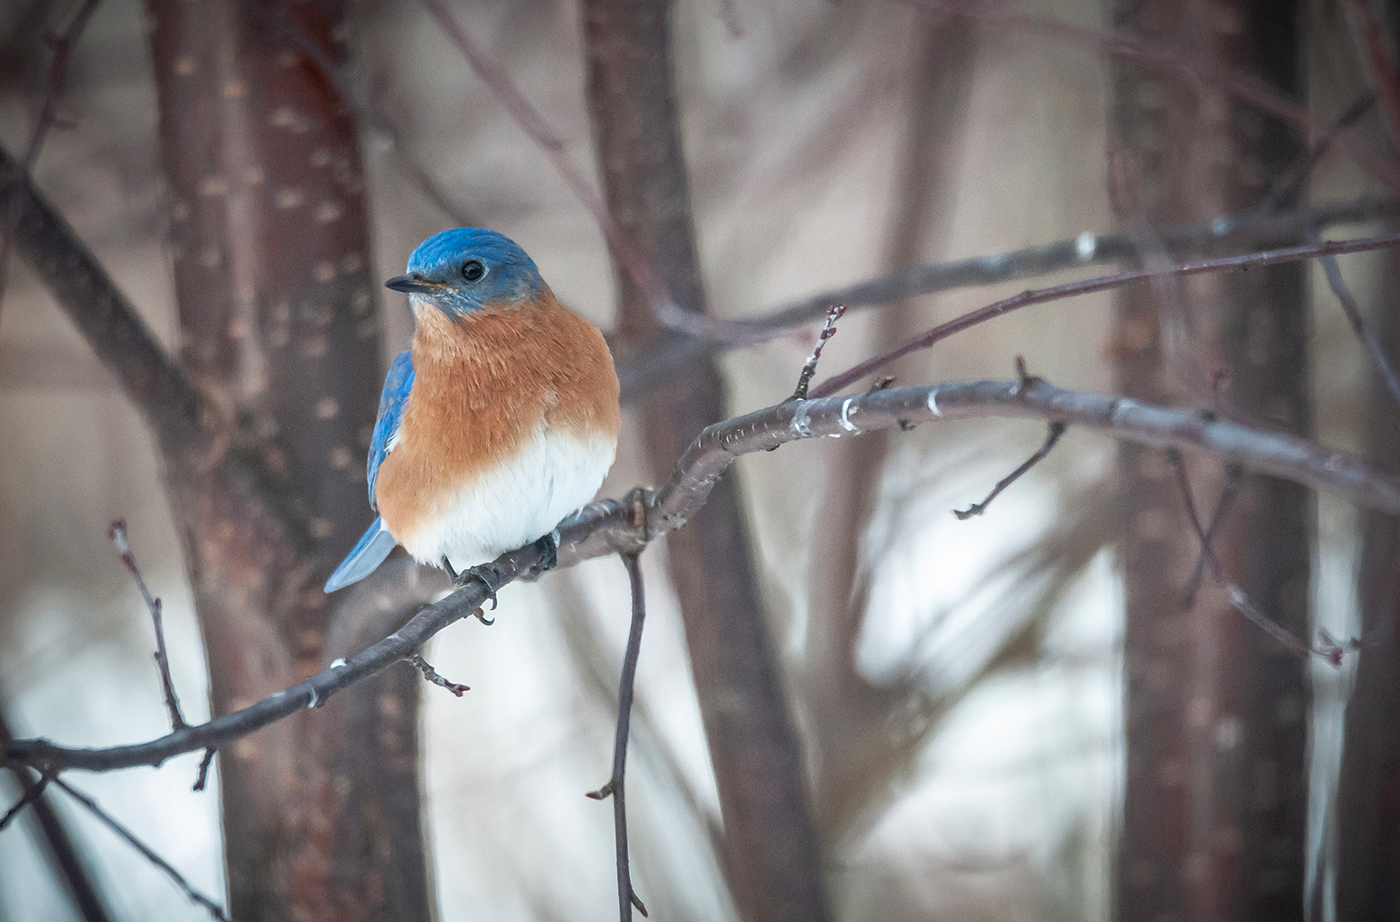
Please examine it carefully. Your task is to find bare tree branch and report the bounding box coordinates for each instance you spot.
[0,143,209,464]
[617,193,1400,399]
[812,231,1400,398]
[52,777,232,922]
[417,0,679,328]
[0,708,113,922]
[954,362,1066,519]
[1169,451,1345,664]
[10,376,1400,774]
[1312,229,1400,409]
[0,0,103,321]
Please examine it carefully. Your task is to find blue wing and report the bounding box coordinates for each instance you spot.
[367,349,414,507]
[325,350,414,594]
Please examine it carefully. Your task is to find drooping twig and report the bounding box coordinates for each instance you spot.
[11,377,1400,773]
[811,231,1400,398]
[0,708,114,922]
[406,651,470,696]
[1258,95,1375,212]
[0,0,103,323]
[109,521,187,731]
[1183,465,1243,607]
[1312,230,1400,410]
[192,748,216,793]
[585,551,649,921]
[51,777,233,922]
[954,384,1065,521]
[790,305,845,401]
[0,768,54,831]
[1167,450,1344,664]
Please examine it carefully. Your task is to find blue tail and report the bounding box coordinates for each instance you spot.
[325,517,398,592]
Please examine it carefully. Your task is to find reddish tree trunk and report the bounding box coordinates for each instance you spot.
[143,2,430,918]
[1109,3,1309,921]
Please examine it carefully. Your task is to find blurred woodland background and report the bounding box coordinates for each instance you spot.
[3,0,1400,920]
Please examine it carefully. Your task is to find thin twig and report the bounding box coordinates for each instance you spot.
[954,417,1065,519]
[585,551,649,921]
[11,377,1400,773]
[729,195,1400,342]
[811,231,1400,398]
[0,768,54,831]
[1183,465,1242,607]
[51,777,233,921]
[0,0,103,324]
[1312,230,1400,410]
[192,748,215,792]
[1167,451,1343,664]
[619,196,1400,397]
[110,521,187,730]
[1258,94,1375,211]
[791,305,845,400]
[406,651,470,696]
[0,708,114,922]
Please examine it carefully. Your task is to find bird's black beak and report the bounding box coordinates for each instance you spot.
[385,274,440,294]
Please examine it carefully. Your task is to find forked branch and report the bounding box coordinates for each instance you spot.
[9,375,1400,774]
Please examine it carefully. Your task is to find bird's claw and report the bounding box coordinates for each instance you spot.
[448,563,499,612]
[534,533,558,573]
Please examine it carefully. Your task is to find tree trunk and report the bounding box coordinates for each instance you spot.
[580,2,831,919]
[1109,3,1309,921]
[144,1,430,918]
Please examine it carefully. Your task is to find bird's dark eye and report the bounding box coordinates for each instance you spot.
[461,259,487,282]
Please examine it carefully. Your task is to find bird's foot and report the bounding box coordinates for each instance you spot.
[534,533,558,573]
[443,556,499,616]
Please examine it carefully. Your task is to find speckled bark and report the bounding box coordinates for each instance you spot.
[143,1,429,918]
[1109,3,1309,922]
[580,2,831,920]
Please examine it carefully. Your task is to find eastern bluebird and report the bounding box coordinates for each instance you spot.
[324,228,621,593]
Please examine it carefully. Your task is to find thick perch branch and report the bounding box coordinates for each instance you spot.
[9,377,1400,773]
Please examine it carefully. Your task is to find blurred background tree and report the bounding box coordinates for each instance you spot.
[1,0,1397,921]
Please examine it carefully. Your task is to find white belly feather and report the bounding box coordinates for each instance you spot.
[393,426,615,570]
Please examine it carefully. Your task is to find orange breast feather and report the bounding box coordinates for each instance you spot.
[373,288,620,542]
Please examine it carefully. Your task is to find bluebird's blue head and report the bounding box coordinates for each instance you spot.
[386,228,545,317]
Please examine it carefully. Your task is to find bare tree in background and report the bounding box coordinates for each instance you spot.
[144,1,427,917]
[10,1,1400,921]
[1110,2,1309,920]
[581,2,829,918]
